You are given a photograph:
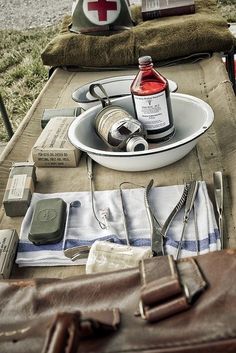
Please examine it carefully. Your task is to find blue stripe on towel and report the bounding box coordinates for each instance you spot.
[165,230,220,252]
[18,241,64,252]
[65,237,152,248]
[65,235,123,248]
[18,229,220,253]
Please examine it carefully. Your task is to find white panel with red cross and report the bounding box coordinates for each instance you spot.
[83,0,121,25]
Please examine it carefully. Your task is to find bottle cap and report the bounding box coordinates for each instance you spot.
[138,56,152,65]
[126,136,148,152]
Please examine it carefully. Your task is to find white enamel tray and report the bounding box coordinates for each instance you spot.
[72,75,178,110]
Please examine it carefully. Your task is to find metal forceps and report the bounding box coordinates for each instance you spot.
[144,181,190,257]
[144,179,164,256]
[176,180,199,260]
[161,183,190,254]
[119,179,162,254]
[213,171,224,249]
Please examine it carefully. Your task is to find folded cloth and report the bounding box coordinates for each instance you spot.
[41,0,235,68]
[16,181,221,267]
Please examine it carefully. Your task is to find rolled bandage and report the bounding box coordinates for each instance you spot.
[86,240,152,274]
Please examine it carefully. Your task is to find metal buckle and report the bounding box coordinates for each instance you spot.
[138,284,190,321]
[182,284,190,303]
[139,300,147,320]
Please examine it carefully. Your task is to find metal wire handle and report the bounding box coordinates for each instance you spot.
[89,83,111,108]
[86,155,107,230]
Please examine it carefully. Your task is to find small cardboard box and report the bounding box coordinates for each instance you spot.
[32,117,81,167]
[0,229,19,279]
[3,162,36,217]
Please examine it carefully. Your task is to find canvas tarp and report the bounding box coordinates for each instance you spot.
[0,53,236,278]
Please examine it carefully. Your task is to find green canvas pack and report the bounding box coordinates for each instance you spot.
[41,0,235,68]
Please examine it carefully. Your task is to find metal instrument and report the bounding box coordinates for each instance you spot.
[86,155,108,230]
[176,180,199,260]
[144,182,191,256]
[144,179,164,256]
[64,245,90,261]
[64,236,115,262]
[119,184,130,246]
[193,203,200,255]
[213,171,224,249]
[63,200,90,261]
[119,180,158,249]
[64,157,112,261]
[161,184,190,240]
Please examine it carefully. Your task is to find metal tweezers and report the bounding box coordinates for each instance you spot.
[213,171,224,249]
[144,179,165,256]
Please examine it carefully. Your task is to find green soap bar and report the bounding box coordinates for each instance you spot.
[28,198,67,245]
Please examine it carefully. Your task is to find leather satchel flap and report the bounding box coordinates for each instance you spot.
[139,255,207,322]
[0,251,235,353]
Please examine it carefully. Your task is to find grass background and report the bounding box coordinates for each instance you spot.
[0,26,58,141]
[0,0,235,142]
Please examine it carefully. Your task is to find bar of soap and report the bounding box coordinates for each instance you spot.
[28,198,67,245]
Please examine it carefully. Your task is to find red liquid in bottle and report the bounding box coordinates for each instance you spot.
[131,56,175,143]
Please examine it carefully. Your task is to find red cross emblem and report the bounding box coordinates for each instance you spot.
[87,0,119,22]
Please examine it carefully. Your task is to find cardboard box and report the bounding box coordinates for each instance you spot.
[0,229,18,279]
[32,117,81,167]
[3,162,36,217]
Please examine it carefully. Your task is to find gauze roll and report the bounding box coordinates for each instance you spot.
[86,240,152,274]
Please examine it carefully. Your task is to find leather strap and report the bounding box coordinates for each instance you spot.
[139,255,207,323]
[42,312,81,353]
[177,257,207,301]
[42,309,120,353]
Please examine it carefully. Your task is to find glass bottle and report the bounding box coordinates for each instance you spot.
[130,55,175,143]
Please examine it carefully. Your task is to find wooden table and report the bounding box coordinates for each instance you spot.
[0,53,236,279]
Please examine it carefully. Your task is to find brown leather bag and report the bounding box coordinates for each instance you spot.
[0,250,236,353]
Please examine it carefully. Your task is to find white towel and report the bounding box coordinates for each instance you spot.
[16,181,221,267]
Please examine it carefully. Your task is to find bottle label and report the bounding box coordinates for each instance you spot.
[133,91,170,131]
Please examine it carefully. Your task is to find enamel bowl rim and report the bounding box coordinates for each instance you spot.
[68,93,214,158]
[72,74,178,104]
